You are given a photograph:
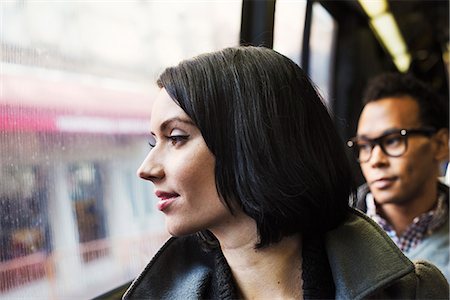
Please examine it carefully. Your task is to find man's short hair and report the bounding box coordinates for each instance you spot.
[363,73,449,130]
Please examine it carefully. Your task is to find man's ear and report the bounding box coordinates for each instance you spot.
[433,128,449,161]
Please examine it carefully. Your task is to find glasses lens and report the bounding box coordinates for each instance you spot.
[356,141,372,162]
[381,133,406,157]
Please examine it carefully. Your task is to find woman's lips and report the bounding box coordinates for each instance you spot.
[157,198,176,211]
[155,191,179,211]
[371,177,397,189]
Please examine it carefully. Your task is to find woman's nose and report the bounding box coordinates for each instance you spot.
[137,152,164,182]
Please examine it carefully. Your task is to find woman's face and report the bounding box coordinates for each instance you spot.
[137,88,233,236]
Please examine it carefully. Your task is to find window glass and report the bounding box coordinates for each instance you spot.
[309,2,337,104]
[273,0,307,66]
[0,1,241,298]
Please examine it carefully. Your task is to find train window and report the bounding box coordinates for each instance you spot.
[273,0,307,66]
[309,2,337,104]
[0,1,241,299]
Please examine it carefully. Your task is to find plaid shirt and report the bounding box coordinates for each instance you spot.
[366,191,448,253]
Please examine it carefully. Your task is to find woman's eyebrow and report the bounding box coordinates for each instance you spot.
[159,117,195,131]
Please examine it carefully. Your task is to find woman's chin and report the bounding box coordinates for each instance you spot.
[165,222,197,237]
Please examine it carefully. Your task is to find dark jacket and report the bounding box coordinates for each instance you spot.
[123,209,449,299]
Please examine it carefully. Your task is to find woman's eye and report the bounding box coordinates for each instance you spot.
[148,135,156,149]
[168,135,189,146]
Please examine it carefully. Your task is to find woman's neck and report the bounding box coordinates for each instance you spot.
[212,217,303,299]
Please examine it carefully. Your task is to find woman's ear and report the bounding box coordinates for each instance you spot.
[433,128,449,161]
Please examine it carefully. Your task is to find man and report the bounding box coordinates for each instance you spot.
[348,73,449,281]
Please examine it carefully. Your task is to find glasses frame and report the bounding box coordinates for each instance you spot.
[347,127,436,163]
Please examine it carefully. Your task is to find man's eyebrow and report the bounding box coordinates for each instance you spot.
[357,128,402,140]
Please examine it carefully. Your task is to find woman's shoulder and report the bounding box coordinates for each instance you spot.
[325,208,449,299]
[326,208,413,269]
[413,260,449,297]
[369,260,449,299]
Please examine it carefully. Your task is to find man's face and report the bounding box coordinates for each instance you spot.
[357,96,440,206]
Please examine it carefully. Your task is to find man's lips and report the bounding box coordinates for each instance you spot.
[370,177,397,189]
[155,191,179,211]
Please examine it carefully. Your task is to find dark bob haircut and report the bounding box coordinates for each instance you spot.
[363,72,449,130]
[157,46,354,248]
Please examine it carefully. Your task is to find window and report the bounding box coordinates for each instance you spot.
[67,163,107,262]
[0,165,51,261]
[309,2,337,104]
[273,0,307,66]
[0,1,242,298]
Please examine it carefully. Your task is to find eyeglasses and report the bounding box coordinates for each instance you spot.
[347,127,436,163]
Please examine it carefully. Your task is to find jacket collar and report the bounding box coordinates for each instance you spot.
[123,234,216,299]
[325,208,414,299]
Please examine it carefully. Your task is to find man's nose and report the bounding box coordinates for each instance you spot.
[137,152,164,182]
[368,144,389,167]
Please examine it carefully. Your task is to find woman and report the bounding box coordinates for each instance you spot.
[124,46,448,299]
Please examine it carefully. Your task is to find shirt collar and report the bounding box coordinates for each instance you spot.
[364,187,448,252]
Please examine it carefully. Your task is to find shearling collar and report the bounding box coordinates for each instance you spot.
[123,208,414,300]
